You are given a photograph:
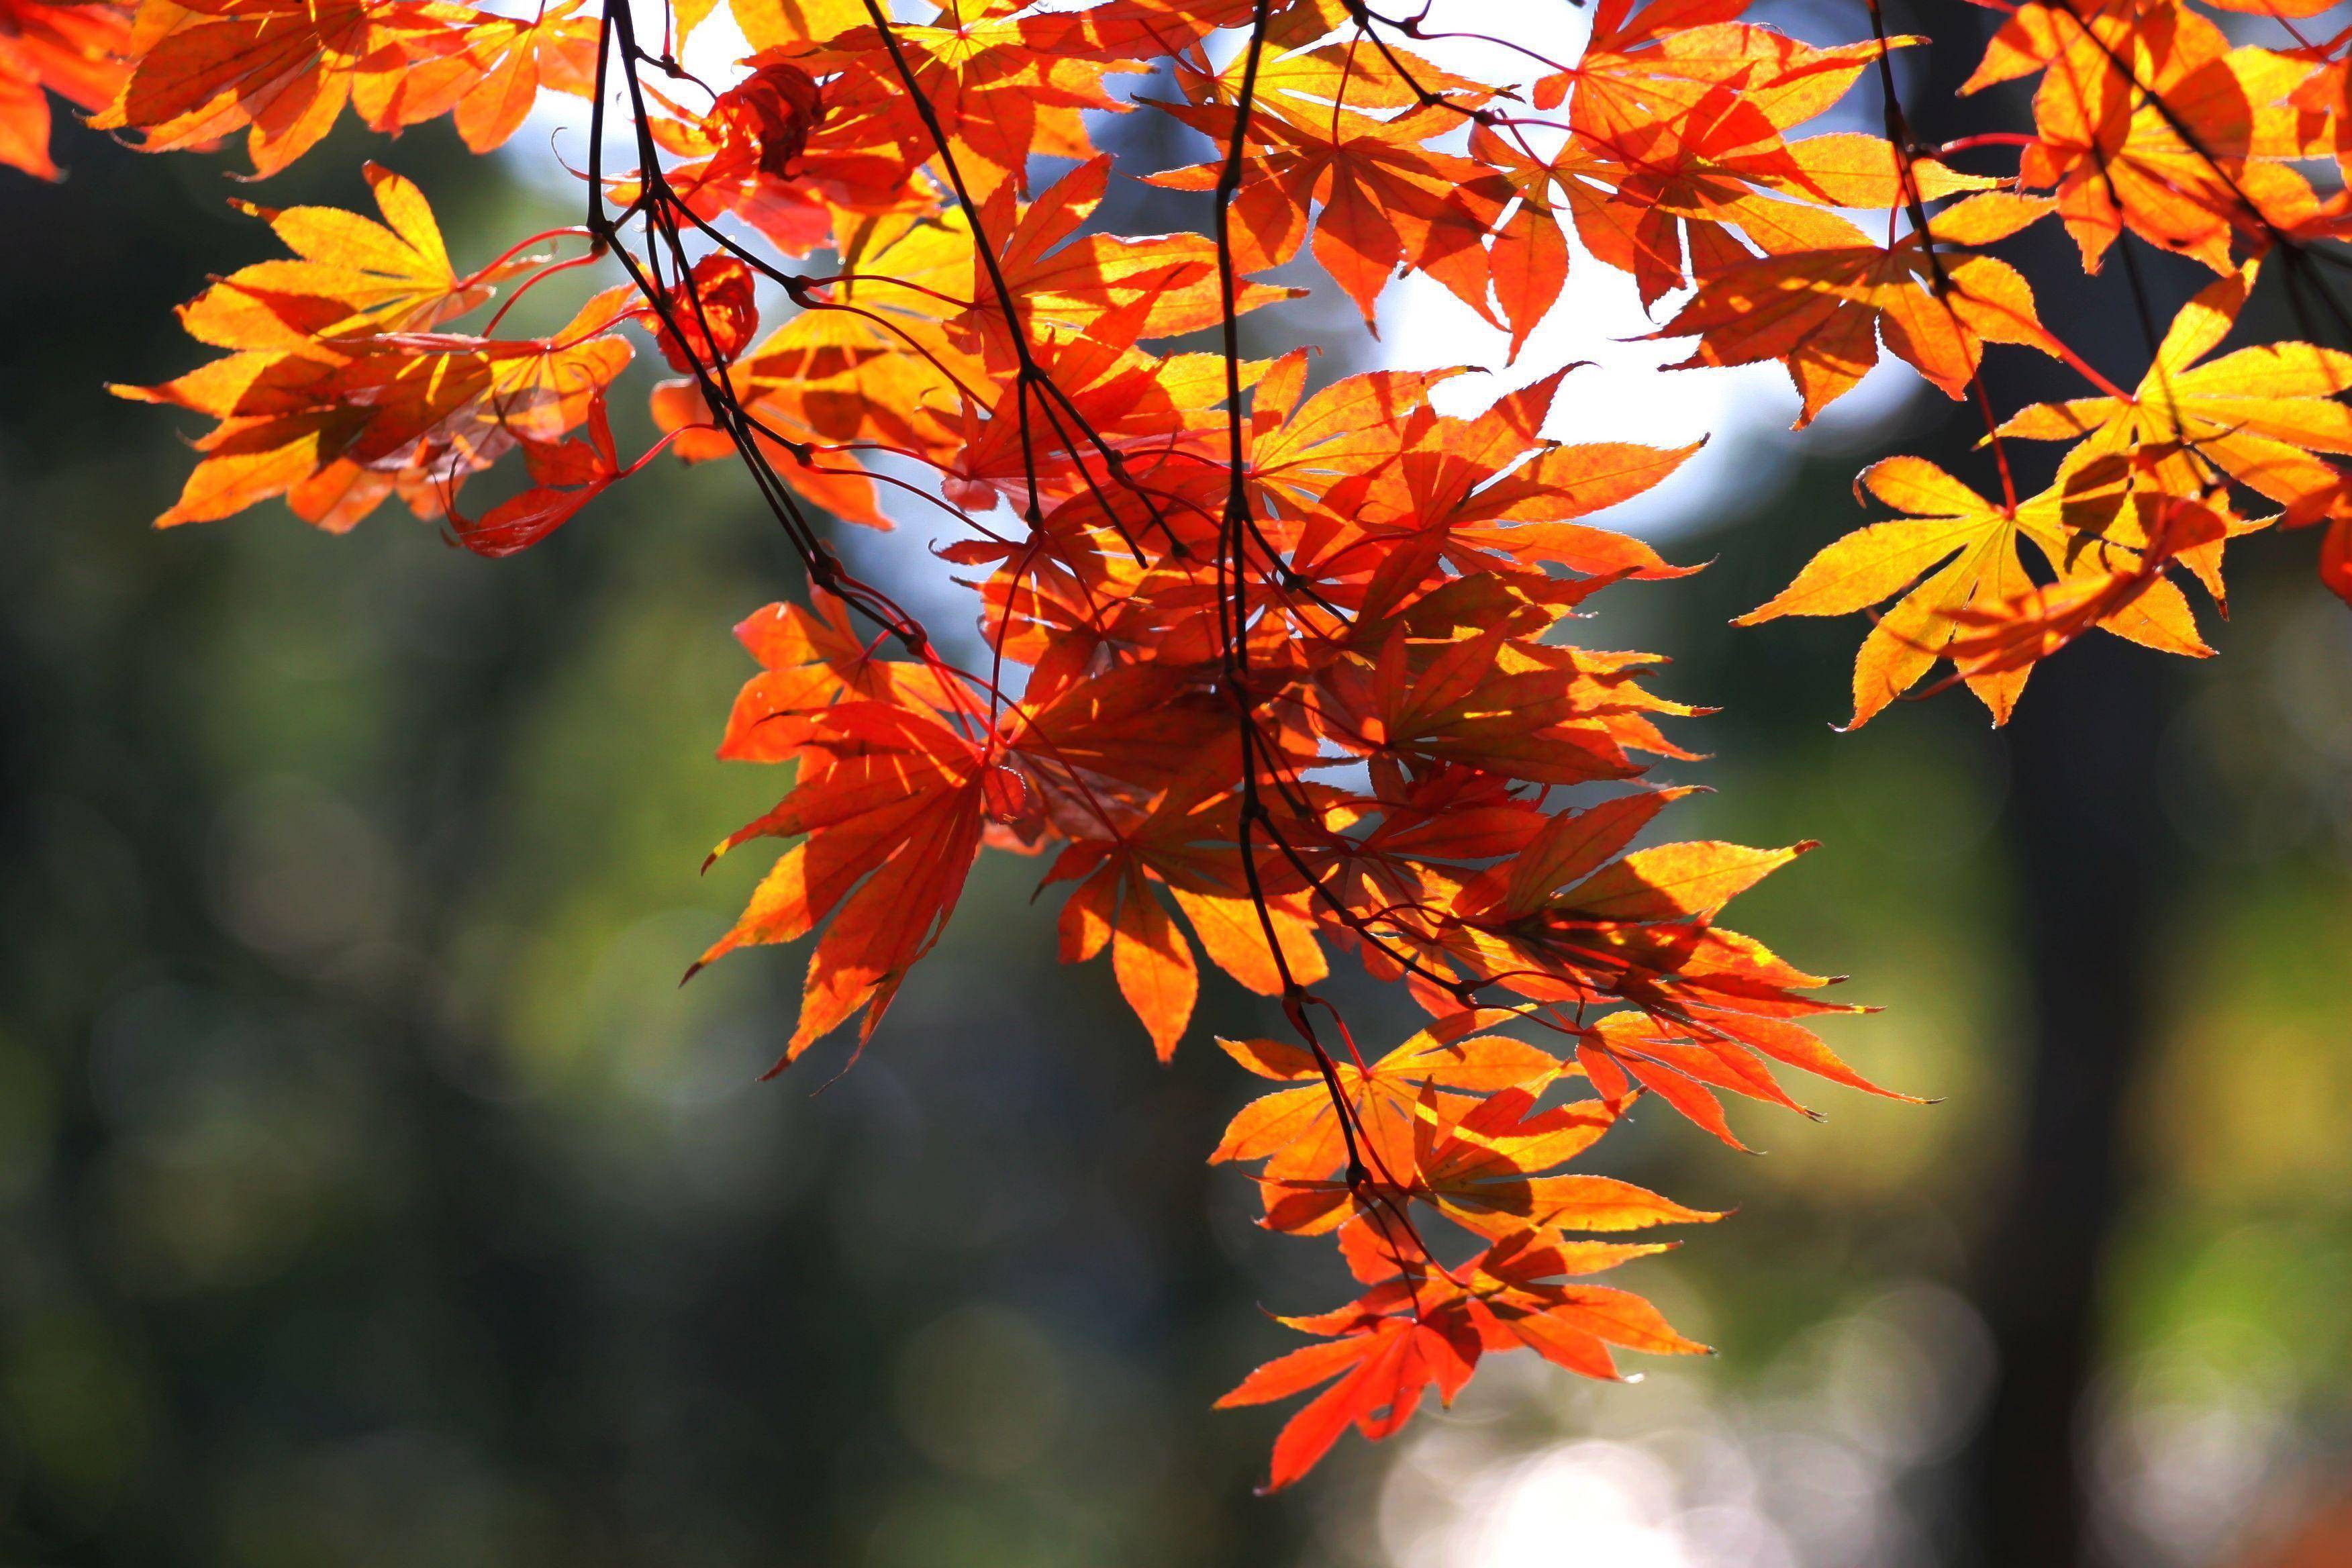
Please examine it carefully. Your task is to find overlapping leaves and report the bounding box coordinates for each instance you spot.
[82,0,2352,1498]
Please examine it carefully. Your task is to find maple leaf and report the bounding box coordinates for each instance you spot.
[118,279,634,530]
[1550,59,1972,308]
[1546,0,1904,152]
[970,154,1307,348]
[1417,817,1888,1146]
[1998,264,2352,532]
[1151,48,1513,328]
[1325,621,1674,787]
[716,589,953,764]
[170,162,529,352]
[448,388,685,558]
[1937,488,2232,689]
[695,697,989,1067]
[1460,1226,1709,1380]
[1216,1300,1481,1492]
[1212,1016,1559,1185]
[771,0,1226,201]
[727,0,865,52]
[1036,736,1326,1057]
[1402,1087,1711,1239]
[1056,856,1199,1063]
[1656,192,2059,427]
[1240,355,1466,519]
[0,0,132,178]
[362,0,598,153]
[1259,1082,1720,1240]
[1224,1193,1706,1487]
[1975,1,2321,271]
[448,399,613,556]
[1735,455,2216,726]
[92,0,478,176]
[1302,369,1703,586]
[897,305,1244,532]
[647,309,926,531]
[1461,126,1573,363]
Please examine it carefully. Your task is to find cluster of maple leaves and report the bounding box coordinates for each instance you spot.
[11,0,2352,1489]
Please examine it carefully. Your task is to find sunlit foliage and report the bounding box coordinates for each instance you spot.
[11,0,2348,1489]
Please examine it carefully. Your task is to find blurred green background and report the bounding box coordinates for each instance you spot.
[5,9,2352,1563]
